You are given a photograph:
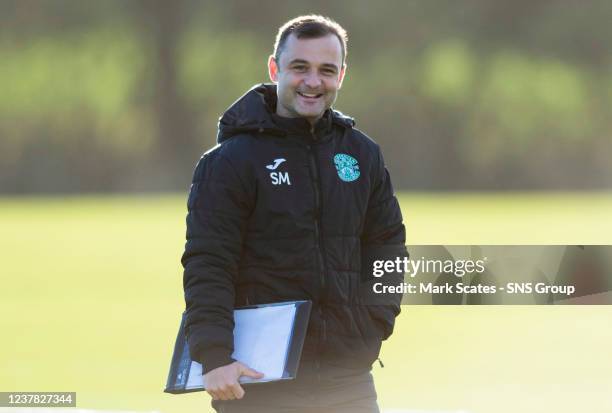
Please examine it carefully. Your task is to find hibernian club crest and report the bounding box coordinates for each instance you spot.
[333,153,360,182]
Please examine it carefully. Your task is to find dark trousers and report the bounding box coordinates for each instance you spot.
[212,361,380,413]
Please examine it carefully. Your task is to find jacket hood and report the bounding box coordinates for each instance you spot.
[217,83,355,143]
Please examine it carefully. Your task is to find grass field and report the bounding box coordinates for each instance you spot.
[1,192,612,413]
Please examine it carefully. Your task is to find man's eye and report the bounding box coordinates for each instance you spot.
[322,69,336,75]
[293,66,307,72]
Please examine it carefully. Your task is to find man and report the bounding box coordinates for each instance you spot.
[182,15,407,413]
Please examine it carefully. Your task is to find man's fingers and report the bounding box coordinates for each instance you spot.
[230,382,245,399]
[205,363,259,401]
[218,384,235,400]
[208,385,233,401]
[240,365,264,379]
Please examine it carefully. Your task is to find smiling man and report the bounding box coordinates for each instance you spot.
[182,15,407,413]
[270,27,345,123]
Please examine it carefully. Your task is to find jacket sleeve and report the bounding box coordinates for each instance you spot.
[182,150,252,373]
[361,146,408,340]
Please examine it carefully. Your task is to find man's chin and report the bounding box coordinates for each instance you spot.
[296,108,325,122]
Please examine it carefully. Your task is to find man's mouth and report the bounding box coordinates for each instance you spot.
[297,91,323,99]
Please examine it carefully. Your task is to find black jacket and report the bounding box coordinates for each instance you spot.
[182,84,407,374]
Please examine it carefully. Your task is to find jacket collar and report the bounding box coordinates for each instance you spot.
[270,108,333,139]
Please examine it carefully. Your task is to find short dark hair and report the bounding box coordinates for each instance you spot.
[273,15,348,65]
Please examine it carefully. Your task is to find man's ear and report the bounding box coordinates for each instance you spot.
[268,55,279,83]
[338,64,347,89]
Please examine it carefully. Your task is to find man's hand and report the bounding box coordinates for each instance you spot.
[204,361,264,400]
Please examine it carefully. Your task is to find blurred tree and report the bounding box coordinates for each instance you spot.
[0,0,611,192]
[135,0,196,188]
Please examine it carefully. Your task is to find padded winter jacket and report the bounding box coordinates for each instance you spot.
[182,83,407,374]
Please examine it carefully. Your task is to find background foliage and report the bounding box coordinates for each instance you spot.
[1,0,611,192]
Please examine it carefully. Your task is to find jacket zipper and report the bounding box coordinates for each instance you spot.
[307,132,328,375]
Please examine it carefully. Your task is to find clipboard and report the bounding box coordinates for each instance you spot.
[164,300,312,394]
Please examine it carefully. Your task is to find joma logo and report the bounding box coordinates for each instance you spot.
[266,158,291,186]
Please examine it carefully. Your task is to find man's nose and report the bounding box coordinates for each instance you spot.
[303,71,322,89]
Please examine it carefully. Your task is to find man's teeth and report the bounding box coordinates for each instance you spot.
[299,92,321,98]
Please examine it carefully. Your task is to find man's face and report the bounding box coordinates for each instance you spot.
[268,33,346,124]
